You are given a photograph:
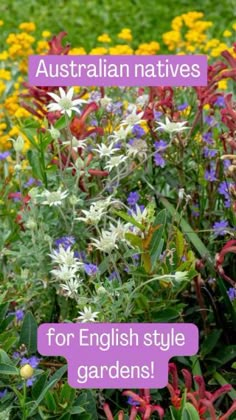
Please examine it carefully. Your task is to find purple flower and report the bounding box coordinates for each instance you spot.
[204,116,216,126]
[20,356,40,368]
[192,204,200,217]
[202,132,213,144]
[203,147,217,159]
[154,110,162,120]
[127,191,140,207]
[54,236,75,250]
[177,103,188,111]
[0,389,7,399]
[214,96,225,107]
[154,153,165,167]
[15,309,24,321]
[213,220,229,236]
[84,263,98,276]
[205,167,217,182]
[109,271,119,281]
[74,250,87,262]
[0,151,10,160]
[127,396,140,406]
[227,287,236,301]
[132,125,145,138]
[223,159,231,170]
[154,140,168,151]
[13,352,20,359]
[24,177,42,188]
[218,181,230,199]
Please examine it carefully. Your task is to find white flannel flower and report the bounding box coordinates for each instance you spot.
[100,96,112,108]
[60,278,82,298]
[109,221,131,242]
[92,142,117,158]
[104,155,128,171]
[109,126,130,143]
[49,246,81,269]
[51,265,78,281]
[136,94,149,107]
[127,139,148,160]
[76,306,99,323]
[91,230,118,253]
[48,125,60,140]
[155,116,188,135]
[121,106,144,131]
[63,136,87,150]
[130,205,149,225]
[47,87,87,117]
[39,188,68,206]
[77,205,106,224]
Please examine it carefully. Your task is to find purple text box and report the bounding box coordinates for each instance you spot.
[28,55,207,87]
[37,323,198,388]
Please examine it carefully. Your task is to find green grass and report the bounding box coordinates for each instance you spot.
[0,0,235,50]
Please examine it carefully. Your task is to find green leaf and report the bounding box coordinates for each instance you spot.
[54,115,67,130]
[19,311,38,354]
[60,383,76,405]
[114,210,144,230]
[150,209,166,267]
[0,302,9,322]
[27,150,44,181]
[182,403,200,420]
[70,406,85,414]
[32,373,48,399]
[44,391,57,412]
[0,349,15,366]
[29,365,67,416]
[214,371,236,400]
[125,232,142,249]
[0,363,19,375]
[160,197,213,266]
[176,229,185,260]
[200,330,222,357]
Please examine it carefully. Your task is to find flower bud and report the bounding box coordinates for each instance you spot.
[20,364,34,379]
[12,136,24,153]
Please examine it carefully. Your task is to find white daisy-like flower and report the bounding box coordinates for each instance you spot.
[49,246,81,269]
[127,139,148,160]
[92,142,116,158]
[51,265,78,281]
[130,205,149,224]
[48,125,60,140]
[39,188,68,206]
[76,306,99,323]
[121,106,144,131]
[109,221,131,242]
[60,278,82,298]
[155,116,188,135]
[104,155,128,172]
[47,87,87,118]
[77,204,106,225]
[91,230,118,253]
[63,136,87,150]
[100,96,112,108]
[109,126,130,143]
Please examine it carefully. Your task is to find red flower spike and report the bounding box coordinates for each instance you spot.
[220,400,236,420]
[48,31,70,55]
[181,368,192,391]
[215,240,236,286]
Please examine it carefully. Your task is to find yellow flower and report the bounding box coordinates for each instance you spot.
[19,22,36,32]
[0,20,4,26]
[69,47,87,55]
[218,79,228,90]
[0,69,11,81]
[89,47,107,55]
[36,40,49,54]
[97,33,111,43]
[117,28,132,42]
[0,81,6,95]
[232,23,236,31]
[135,41,160,55]
[20,364,34,379]
[109,45,133,55]
[42,30,51,38]
[0,50,8,60]
[223,30,232,37]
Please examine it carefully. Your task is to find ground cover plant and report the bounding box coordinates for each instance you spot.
[0,9,236,420]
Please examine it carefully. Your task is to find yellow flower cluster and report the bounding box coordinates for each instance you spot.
[117,28,133,42]
[97,33,111,43]
[162,11,235,57]
[135,41,160,55]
